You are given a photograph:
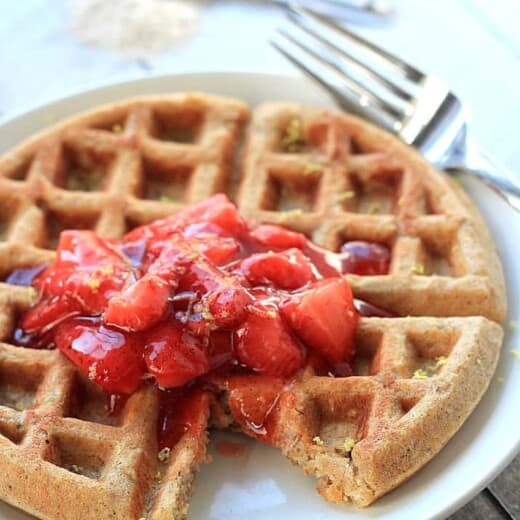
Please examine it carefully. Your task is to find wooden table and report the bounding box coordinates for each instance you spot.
[0,1,518,518]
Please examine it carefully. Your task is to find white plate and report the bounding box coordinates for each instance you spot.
[0,73,519,520]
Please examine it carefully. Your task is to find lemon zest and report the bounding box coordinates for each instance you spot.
[112,124,123,134]
[435,356,448,366]
[508,320,518,330]
[336,437,356,455]
[304,162,323,174]
[201,310,214,321]
[98,264,114,276]
[159,195,176,203]
[24,287,37,303]
[511,349,520,362]
[88,363,97,381]
[410,262,425,275]
[367,202,381,214]
[312,435,324,446]
[87,278,101,291]
[334,191,356,204]
[497,376,505,384]
[280,209,304,219]
[157,447,171,462]
[412,369,429,380]
[282,118,305,152]
[413,356,447,380]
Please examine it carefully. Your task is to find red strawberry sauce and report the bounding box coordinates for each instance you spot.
[7,194,392,447]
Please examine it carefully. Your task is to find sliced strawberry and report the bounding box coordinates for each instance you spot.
[238,248,316,290]
[123,194,239,243]
[206,284,252,328]
[146,240,185,278]
[250,224,307,250]
[104,242,184,331]
[224,375,285,441]
[144,322,210,388]
[302,242,342,279]
[54,318,145,394]
[281,278,358,364]
[176,194,238,231]
[104,275,171,331]
[178,255,251,331]
[113,234,245,334]
[180,228,240,265]
[234,303,304,376]
[49,230,124,270]
[201,199,246,237]
[21,295,81,333]
[23,231,131,333]
[200,236,240,265]
[35,230,131,316]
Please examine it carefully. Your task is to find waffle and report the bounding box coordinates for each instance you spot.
[239,103,505,321]
[0,94,505,519]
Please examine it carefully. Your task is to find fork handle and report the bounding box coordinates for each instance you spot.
[446,141,520,212]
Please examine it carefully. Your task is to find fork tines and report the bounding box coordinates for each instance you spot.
[271,4,428,131]
[272,4,520,206]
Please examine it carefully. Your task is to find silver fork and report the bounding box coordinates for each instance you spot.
[273,0,395,23]
[271,4,520,212]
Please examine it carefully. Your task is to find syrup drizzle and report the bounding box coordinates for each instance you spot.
[354,299,396,318]
[5,265,46,286]
[157,387,207,449]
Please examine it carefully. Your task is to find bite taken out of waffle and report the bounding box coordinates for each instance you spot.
[0,93,506,520]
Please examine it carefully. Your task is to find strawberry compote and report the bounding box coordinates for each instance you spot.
[9,194,391,445]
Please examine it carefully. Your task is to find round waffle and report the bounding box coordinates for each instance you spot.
[0,93,505,519]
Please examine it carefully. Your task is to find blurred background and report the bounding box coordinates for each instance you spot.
[1,1,519,173]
